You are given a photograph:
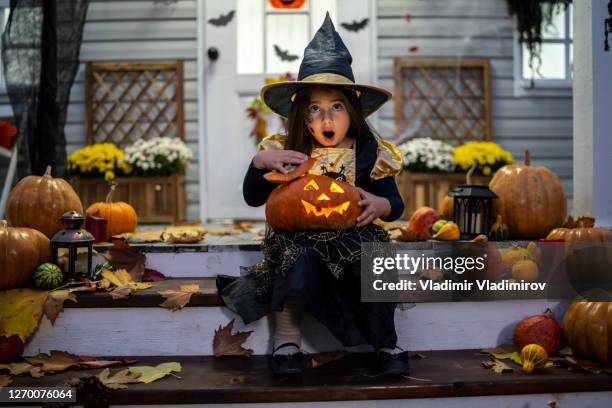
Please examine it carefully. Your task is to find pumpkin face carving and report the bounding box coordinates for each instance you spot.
[266,174,362,231]
[269,0,306,9]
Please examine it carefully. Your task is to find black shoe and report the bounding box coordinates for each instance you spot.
[270,342,309,375]
[377,348,411,375]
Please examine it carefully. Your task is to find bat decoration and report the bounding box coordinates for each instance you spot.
[208,10,235,27]
[274,45,299,62]
[340,18,369,32]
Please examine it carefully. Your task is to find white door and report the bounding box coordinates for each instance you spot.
[201,0,376,220]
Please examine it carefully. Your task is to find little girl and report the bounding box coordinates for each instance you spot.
[216,13,408,375]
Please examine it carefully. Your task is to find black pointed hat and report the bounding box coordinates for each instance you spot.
[261,12,391,118]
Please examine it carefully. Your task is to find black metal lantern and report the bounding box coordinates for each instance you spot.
[51,211,94,283]
[449,185,497,240]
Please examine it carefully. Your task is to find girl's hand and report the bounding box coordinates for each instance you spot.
[253,150,309,173]
[355,187,391,227]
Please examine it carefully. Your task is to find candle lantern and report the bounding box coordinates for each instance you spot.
[448,185,497,240]
[51,211,95,283]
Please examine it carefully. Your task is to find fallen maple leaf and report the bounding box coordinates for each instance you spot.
[25,351,81,373]
[0,374,11,387]
[44,290,77,325]
[481,358,513,373]
[101,240,146,281]
[78,357,139,369]
[101,269,151,299]
[213,319,253,357]
[309,351,348,368]
[110,285,132,300]
[481,345,522,366]
[129,362,181,383]
[0,288,49,341]
[159,284,201,311]
[97,368,141,390]
[2,362,44,378]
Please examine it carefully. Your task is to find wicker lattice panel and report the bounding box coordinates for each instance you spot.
[86,61,185,146]
[394,59,492,144]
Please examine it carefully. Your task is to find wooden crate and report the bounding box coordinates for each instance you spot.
[73,174,186,224]
[397,171,491,220]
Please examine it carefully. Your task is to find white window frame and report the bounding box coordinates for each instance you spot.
[513,4,573,97]
[0,2,10,94]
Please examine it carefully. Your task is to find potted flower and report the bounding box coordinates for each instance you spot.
[398,137,454,173]
[397,138,513,220]
[67,143,132,181]
[121,137,192,177]
[453,141,514,176]
[69,137,192,224]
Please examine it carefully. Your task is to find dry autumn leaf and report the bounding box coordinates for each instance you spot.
[159,284,201,311]
[78,357,139,369]
[101,240,146,281]
[44,290,77,325]
[0,363,45,378]
[0,288,49,341]
[129,362,182,383]
[2,362,44,378]
[309,351,348,369]
[25,351,81,373]
[101,269,152,300]
[213,319,253,357]
[110,285,132,300]
[97,368,141,390]
[481,359,514,373]
[0,374,11,387]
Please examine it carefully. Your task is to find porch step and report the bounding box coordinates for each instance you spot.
[93,236,534,278]
[7,351,612,407]
[24,278,567,357]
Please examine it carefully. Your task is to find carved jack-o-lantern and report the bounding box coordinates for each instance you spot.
[268,0,306,9]
[266,174,362,231]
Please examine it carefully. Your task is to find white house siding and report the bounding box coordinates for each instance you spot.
[376,0,574,205]
[0,0,200,221]
[0,0,574,219]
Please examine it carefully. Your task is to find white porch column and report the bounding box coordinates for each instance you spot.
[573,0,612,226]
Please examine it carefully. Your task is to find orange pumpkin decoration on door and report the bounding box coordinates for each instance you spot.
[266,173,362,232]
[86,183,137,237]
[269,0,306,9]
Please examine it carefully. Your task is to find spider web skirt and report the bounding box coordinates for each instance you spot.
[216,224,399,349]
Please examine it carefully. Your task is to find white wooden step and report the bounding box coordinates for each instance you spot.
[24,278,567,356]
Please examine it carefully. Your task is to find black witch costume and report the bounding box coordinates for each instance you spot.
[216,12,406,352]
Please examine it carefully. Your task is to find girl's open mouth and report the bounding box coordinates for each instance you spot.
[322,131,335,140]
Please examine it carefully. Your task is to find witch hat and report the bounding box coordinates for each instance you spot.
[260,12,391,118]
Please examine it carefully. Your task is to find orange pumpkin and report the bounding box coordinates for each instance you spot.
[489,150,566,238]
[266,174,362,231]
[562,289,612,364]
[547,222,612,290]
[7,166,83,238]
[268,0,306,9]
[439,196,454,221]
[0,220,51,290]
[86,183,137,237]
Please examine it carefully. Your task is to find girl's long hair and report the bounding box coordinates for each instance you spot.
[284,85,375,154]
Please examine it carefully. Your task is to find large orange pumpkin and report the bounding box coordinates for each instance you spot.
[86,183,137,237]
[266,174,362,231]
[547,221,612,290]
[0,220,51,290]
[562,289,612,364]
[7,166,83,238]
[489,150,566,238]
